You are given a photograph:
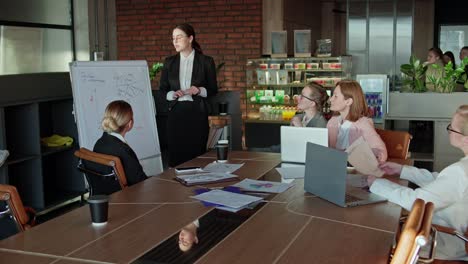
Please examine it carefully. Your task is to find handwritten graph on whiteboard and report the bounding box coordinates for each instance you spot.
[70,61,160,161]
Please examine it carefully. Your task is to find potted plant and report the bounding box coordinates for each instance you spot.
[427,57,468,93]
[149,62,164,81]
[400,55,427,93]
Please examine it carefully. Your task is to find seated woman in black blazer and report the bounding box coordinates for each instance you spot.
[91,100,147,192]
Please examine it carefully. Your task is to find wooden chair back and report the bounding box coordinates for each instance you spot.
[391,199,436,264]
[376,129,412,160]
[74,148,127,195]
[0,184,35,232]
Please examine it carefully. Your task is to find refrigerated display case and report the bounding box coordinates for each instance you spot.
[356,74,389,125]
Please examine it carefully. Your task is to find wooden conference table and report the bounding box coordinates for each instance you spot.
[0,151,404,264]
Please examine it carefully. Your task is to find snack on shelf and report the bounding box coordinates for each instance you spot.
[278,70,288,84]
[270,63,280,69]
[259,63,268,70]
[284,94,290,104]
[294,63,306,70]
[330,62,341,69]
[275,90,285,104]
[284,63,293,69]
[322,62,331,69]
[306,63,319,70]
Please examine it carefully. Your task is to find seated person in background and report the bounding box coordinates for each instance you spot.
[443,51,456,70]
[367,104,468,262]
[249,82,328,153]
[425,47,445,92]
[458,46,468,91]
[290,82,328,128]
[327,80,387,162]
[93,100,147,186]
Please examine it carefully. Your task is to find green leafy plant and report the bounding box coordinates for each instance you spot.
[149,62,164,81]
[400,55,427,93]
[427,57,468,93]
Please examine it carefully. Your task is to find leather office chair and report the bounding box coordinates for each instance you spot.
[74,147,128,196]
[0,184,36,239]
[376,129,412,160]
[391,199,436,264]
[430,225,468,264]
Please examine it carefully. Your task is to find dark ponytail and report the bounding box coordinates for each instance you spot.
[175,23,203,54]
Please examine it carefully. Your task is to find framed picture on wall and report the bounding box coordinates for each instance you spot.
[294,30,311,57]
[271,31,287,58]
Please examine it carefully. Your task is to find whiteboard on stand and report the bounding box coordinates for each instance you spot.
[69,60,163,176]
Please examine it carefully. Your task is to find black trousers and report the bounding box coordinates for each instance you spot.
[167,101,209,167]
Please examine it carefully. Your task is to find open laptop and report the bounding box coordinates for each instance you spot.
[281,126,328,164]
[304,142,387,207]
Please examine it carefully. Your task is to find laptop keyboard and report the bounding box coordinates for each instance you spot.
[345,194,363,203]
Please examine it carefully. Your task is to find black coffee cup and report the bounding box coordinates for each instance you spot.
[216,140,229,162]
[218,102,228,115]
[88,195,109,225]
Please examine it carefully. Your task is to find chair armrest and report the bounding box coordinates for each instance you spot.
[24,207,36,227]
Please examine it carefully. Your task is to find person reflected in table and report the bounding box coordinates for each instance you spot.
[93,100,147,188]
[327,80,387,162]
[159,23,218,167]
[178,220,200,252]
[367,104,468,262]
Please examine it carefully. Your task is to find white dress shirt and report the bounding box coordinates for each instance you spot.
[166,50,207,101]
[336,117,352,150]
[370,156,468,261]
[108,132,127,144]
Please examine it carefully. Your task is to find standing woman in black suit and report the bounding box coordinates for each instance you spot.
[93,100,147,189]
[159,23,218,167]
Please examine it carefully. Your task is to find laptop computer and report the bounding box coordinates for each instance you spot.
[304,142,387,207]
[280,126,328,164]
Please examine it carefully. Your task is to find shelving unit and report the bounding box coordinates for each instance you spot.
[0,73,86,211]
[244,56,352,148]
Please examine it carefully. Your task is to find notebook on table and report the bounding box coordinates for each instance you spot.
[280,126,328,164]
[303,142,387,208]
[174,173,239,186]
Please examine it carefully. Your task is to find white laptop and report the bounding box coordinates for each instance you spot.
[280,126,328,163]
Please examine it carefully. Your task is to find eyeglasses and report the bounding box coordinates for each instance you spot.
[446,123,464,135]
[299,94,315,102]
[172,35,187,42]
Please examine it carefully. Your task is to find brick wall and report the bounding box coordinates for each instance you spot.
[115,0,263,110]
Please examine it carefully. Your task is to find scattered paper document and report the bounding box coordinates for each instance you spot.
[276,166,305,179]
[345,137,384,177]
[203,162,244,174]
[175,173,238,186]
[191,189,263,209]
[232,179,293,194]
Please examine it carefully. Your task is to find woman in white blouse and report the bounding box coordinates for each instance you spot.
[368,105,468,261]
[159,23,218,167]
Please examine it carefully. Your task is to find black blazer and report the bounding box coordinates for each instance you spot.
[159,51,218,100]
[93,132,147,186]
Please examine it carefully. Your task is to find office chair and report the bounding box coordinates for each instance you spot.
[74,147,128,196]
[430,225,468,264]
[376,129,412,160]
[391,199,436,264]
[0,184,36,239]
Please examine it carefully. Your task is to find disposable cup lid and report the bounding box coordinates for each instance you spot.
[218,140,228,145]
[88,195,109,204]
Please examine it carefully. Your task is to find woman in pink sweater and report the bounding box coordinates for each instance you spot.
[327,80,387,162]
